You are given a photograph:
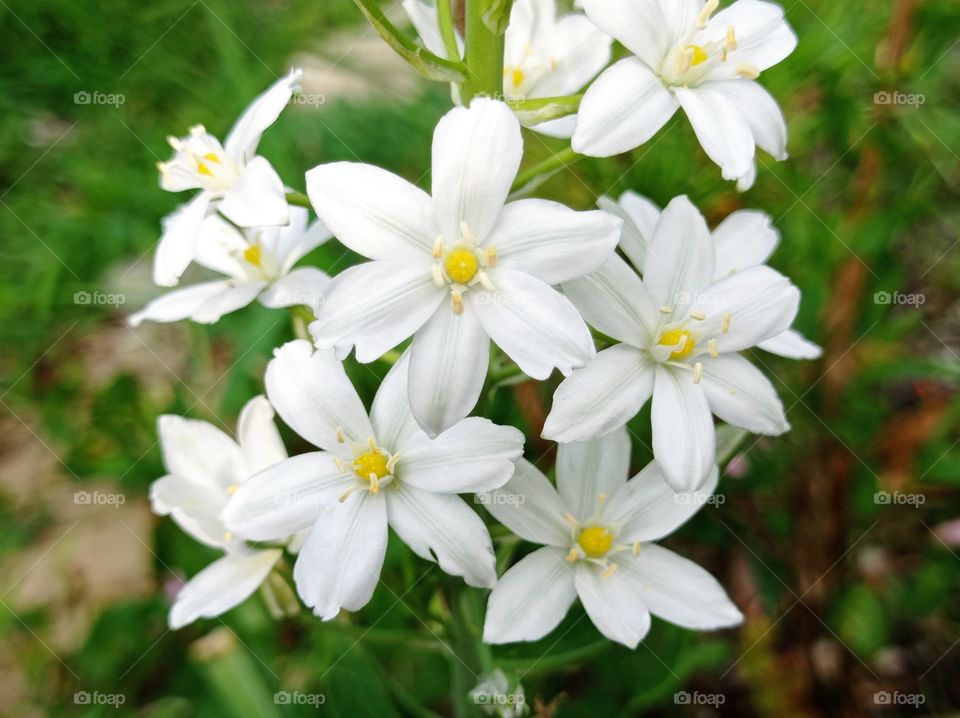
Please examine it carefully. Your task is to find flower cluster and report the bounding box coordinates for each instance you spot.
[135,0,813,655]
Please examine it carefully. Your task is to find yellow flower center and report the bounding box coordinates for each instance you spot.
[687,44,709,66]
[445,247,479,284]
[353,451,389,481]
[659,329,697,360]
[577,526,613,558]
[243,244,263,266]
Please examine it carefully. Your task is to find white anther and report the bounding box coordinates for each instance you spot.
[696,0,719,28]
[722,313,731,333]
[692,362,703,384]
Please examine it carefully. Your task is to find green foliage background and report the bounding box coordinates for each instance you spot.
[0,0,958,716]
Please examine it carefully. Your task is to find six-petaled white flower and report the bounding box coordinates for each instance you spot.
[403,0,612,137]
[481,428,743,648]
[305,98,621,436]
[572,0,796,189]
[544,195,800,491]
[154,69,302,286]
[150,396,294,628]
[597,190,821,359]
[222,340,525,620]
[129,207,331,326]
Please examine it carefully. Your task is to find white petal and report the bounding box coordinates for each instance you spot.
[150,473,230,549]
[527,114,578,139]
[675,86,755,181]
[579,0,696,67]
[711,209,779,279]
[309,259,443,363]
[153,192,211,287]
[236,395,287,475]
[192,214,249,277]
[691,266,800,352]
[471,268,594,380]
[627,543,743,629]
[596,191,659,271]
[370,352,420,451]
[387,487,497,587]
[757,328,822,360]
[169,550,282,629]
[224,68,302,163]
[294,492,388,620]
[408,303,490,437]
[700,0,797,75]
[487,199,621,285]
[129,280,236,327]
[702,80,788,161]
[275,213,333,273]
[431,98,522,243]
[556,427,631,520]
[600,462,719,543]
[483,547,577,643]
[223,452,351,541]
[651,365,715,492]
[642,195,714,316]
[259,267,330,309]
[219,157,289,227]
[190,281,266,323]
[575,562,651,648]
[397,418,524,493]
[305,162,438,259]
[479,459,569,546]
[572,57,678,157]
[157,414,245,490]
[265,340,372,452]
[562,254,659,346]
[700,354,789,435]
[543,346,654,443]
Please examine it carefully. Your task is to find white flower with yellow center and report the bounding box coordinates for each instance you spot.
[129,207,332,326]
[150,396,294,628]
[481,428,742,648]
[403,0,612,137]
[597,190,821,359]
[572,0,797,189]
[305,98,621,436]
[543,195,799,491]
[154,69,302,286]
[222,340,525,620]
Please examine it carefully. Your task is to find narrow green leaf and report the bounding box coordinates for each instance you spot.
[507,94,582,127]
[482,0,515,35]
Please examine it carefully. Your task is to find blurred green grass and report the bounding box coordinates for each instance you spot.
[0,0,959,716]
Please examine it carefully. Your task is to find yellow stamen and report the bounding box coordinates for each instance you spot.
[243,245,263,266]
[226,484,239,495]
[601,563,618,578]
[197,162,213,177]
[687,44,709,66]
[508,67,525,88]
[577,526,613,558]
[202,152,221,164]
[353,450,389,482]
[735,62,760,79]
[450,290,464,315]
[445,248,479,284]
[722,313,732,333]
[483,246,497,268]
[659,329,697,360]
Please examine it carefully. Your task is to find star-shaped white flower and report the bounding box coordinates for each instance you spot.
[572,0,797,189]
[154,69,302,286]
[598,190,821,359]
[543,195,800,491]
[150,396,293,628]
[129,207,331,326]
[222,340,525,621]
[481,428,743,648]
[305,98,621,436]
[403,0,612,137]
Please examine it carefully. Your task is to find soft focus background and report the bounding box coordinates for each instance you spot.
[1,0,958,716]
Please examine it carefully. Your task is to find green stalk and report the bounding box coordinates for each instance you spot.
[189,628,282,718]
[437,0,461,63]
[511,146,581,191]
[285,191,312,209]
[462,0,504,102]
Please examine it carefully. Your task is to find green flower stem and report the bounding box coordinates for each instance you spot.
[498,638,610,675]
[437,0,461,64]
[285,190,312,208]
[512,145,581,190]
[189,628,282,718]
[462,0,505,102]
[289,305,314,340]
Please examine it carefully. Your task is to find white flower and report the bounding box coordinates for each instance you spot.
[597,190,821,359]
[154,69,302,286]
[150,396,292,628]
[572,0,797,188]
[305,98,621,436]
[129,207,331,326]
[222,340,525,620]
[481,428,743,648]
[403,0,612,138]
[543,195,799,491]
